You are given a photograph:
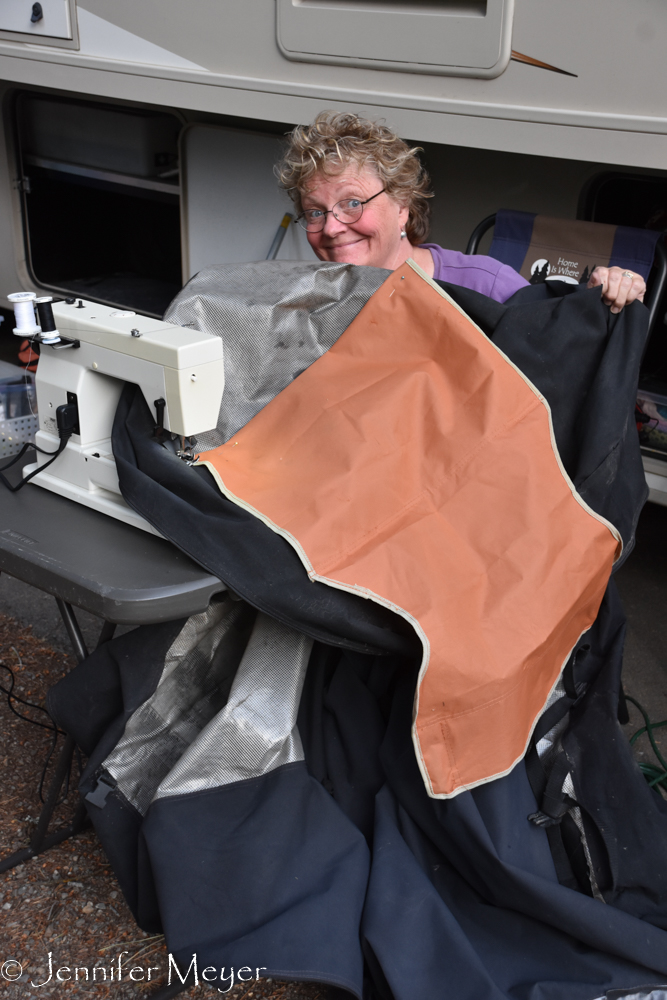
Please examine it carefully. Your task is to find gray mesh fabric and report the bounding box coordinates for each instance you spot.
[164,260,390,449]
[103,595,254,815]
[155,613,312,799]
[592,993,667,1000]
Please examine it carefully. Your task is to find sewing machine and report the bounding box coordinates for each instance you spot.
[9,293,224,536]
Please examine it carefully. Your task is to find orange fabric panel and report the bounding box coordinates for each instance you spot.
[200,263,619,797]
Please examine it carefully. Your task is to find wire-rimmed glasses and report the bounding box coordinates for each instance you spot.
[296,188,386,232]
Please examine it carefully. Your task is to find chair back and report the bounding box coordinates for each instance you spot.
[466,209,667,337]
[487,210,661,286]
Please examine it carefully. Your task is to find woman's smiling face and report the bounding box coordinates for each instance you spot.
[300,163,410,269]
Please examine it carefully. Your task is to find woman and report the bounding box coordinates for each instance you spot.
[276,111,645,312]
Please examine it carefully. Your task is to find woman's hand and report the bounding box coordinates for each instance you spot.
[587,266,646,314]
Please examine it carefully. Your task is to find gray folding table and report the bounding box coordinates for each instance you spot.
[0,468,225,874]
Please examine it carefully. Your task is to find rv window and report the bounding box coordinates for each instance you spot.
[16,94,182,317]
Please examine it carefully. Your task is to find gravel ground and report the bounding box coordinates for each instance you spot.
[0,614,335,1000]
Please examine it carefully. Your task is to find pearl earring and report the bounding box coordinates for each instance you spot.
[400,230,407,239]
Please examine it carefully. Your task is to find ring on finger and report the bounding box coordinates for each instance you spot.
[622,270,634,278]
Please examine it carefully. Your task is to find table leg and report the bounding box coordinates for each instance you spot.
[0,736,88,872]
[96,619,117,647]
[56,597,89,663]
[0,601,115,872]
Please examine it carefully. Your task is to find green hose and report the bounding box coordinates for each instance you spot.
[626,695,667,793]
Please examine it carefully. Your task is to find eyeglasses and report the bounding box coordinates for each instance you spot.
[296,188,386,232]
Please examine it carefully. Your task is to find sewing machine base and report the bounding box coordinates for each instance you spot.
[23,462,164,537]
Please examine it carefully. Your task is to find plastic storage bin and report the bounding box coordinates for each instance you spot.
[0,376,38,458]
[20,97,180,177]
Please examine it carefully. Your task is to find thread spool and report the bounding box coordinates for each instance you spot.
[35,296,61,345]
[8,291,40,337]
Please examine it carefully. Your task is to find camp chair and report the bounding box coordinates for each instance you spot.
[466,210,667,340]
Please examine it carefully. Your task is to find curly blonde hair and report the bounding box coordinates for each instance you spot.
[275,111,433,245]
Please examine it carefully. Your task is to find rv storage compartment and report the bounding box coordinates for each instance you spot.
[0,366,38,459]
[20,97,179,177]
[17,95,182,317]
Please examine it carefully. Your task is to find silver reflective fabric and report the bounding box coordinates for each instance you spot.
[535,678,568,770]
[164,260,390,449]
[591,993,667,1000]
[563,781,604,903]
[155,613,312,800]
[103,595,252,815]
[616,993,667,1000]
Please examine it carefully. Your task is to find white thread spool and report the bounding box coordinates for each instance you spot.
[8,291,40,337]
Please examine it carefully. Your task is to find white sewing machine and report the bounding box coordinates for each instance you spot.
[8,292,224,536]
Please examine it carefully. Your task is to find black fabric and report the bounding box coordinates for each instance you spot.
[366,648,667,999]
[87,786,161,930]
[143,764,370,994]
[519,577,667,919]
[563,580,667,924]
[47,280,667,999]
[297,645,396,842]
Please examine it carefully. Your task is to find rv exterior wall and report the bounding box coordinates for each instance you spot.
[2,78,664,313]
[0,82,30,304]
[0,0,665,306]
[0,0,664,168]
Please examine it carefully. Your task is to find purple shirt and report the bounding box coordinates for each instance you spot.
[420,244,529,304]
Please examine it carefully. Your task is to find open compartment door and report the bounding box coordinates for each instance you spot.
[181,124,317,280]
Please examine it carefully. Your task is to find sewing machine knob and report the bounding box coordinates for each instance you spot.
[190,374,197,382]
